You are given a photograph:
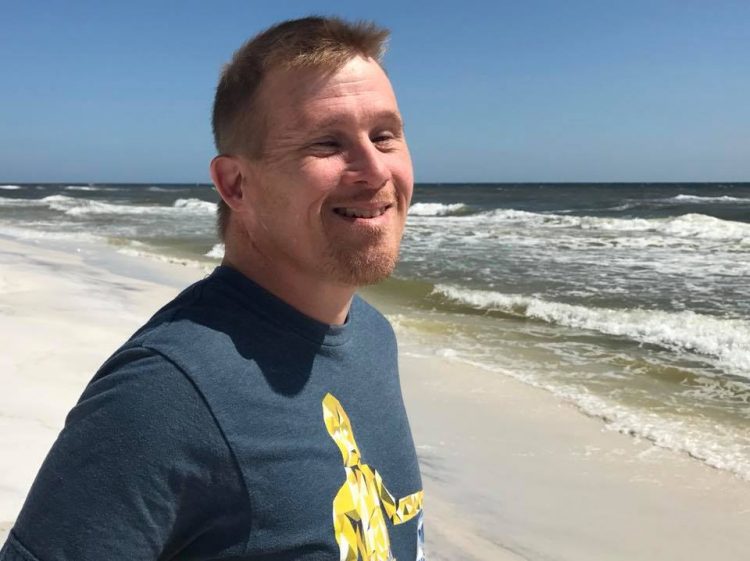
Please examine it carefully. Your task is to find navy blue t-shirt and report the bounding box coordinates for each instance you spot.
[1,266,424,561]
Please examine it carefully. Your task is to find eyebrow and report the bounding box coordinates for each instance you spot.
[309,110,404,131]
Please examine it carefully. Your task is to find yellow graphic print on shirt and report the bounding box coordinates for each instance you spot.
[322,393,424,561]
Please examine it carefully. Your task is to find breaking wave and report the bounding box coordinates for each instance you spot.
[147,186,190,192]
[205,243,225,259]
[670,194,750,203]
[0,196,46,207]
[433,285,750,376]
[443,209,750,242]
[408,202,472,216]
[173,198,217,213]
[64,185,107,192]
[36,195,216,216]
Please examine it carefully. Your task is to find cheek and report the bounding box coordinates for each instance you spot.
[296,160,344,207]
[391,156,414,202]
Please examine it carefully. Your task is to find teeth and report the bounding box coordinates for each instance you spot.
[336,207,388,219]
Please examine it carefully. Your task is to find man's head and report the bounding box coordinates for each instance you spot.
[210,17,413,289]
[212,17,393,240]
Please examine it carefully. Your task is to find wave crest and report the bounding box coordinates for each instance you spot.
[205,243,224,259]
[409,202,471,216]
[433,285,750,375]
[173,198,217,213]
[64,185,103,192]
[468,210,750,241]
[0,196,45,207]
[671,194,750,203]
[34,195,217,216]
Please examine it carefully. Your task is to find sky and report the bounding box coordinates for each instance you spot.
[1,0,748,183]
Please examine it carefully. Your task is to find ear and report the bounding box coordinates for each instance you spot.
[210,155,247,211]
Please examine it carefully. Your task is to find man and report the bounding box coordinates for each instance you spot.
[1,16,424,561]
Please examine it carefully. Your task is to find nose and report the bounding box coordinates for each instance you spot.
[346,136,390,189]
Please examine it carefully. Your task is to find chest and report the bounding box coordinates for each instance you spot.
[206,368,422,560]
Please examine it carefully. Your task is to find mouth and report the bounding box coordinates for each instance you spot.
[332,204,392,219]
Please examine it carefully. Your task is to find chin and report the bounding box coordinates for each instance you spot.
[325,246,400,286]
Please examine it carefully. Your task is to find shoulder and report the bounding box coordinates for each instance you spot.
[125,273,213,346]
[116,271,250,376]
[72,347,223,457]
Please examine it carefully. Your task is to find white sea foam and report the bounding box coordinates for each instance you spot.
[602,202,639,211]
[0,185,22,190]
[656,213,750,240]
[449,209,750,242]
[38,195,216,217]
[40,194,76,207]
[64,185,102,192]
[0,224,100,243]
[116,245,210,271]
[410,332,750,480]
[205,243,224,259]
[570,391,750,480]
[0,196,46,207]
[520,369,750,480]
[394,320,750,481]
[173,198,217,213]
[41,195,142,216]
[433,285,750,376]
[408,202,470,216]
[671,194,750,203]
[148,186,188,192]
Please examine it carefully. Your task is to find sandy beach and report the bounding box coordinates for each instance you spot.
[2,235,750,560]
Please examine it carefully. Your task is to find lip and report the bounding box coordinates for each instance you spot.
[331,202,394,220]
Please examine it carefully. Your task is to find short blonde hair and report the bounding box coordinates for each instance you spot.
[212,16,390,240]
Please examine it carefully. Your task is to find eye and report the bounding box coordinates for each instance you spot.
[315,140,340,148]
[371,132,396,148]
[308,139,341,156]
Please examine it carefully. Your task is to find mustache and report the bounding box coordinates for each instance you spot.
[327,191,400,208]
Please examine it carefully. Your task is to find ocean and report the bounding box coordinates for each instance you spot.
[1,182,749,480]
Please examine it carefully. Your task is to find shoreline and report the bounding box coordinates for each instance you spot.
[401,352,750,560]
[1,235,749,560]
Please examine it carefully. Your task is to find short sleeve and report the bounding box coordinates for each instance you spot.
[2,347,248,561]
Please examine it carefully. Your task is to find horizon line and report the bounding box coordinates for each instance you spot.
[2,180,749,186]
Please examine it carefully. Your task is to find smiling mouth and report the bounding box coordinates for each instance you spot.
[333,204,392,219]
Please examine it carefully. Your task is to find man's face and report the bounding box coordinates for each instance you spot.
[236,56,413,287]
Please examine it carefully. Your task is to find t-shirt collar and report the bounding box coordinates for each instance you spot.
[210,265,353,347]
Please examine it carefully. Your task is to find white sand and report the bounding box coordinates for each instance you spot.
[1,236,749,560]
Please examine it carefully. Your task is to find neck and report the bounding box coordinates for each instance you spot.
[221,241,355,326]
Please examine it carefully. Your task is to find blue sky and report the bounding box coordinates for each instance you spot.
[2,0,748,183]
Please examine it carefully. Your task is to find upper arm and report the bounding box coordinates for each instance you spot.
[5,348,246,561]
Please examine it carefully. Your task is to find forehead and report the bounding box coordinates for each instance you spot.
[256,57,401,132]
